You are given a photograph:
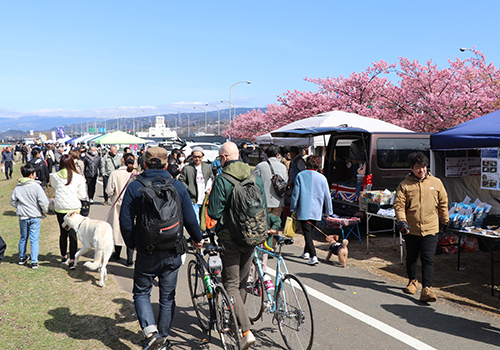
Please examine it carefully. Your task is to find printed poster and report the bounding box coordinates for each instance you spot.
[481,148,500,190]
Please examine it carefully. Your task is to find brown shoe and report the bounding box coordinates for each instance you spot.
[404,279,418,294]
[420,286,437,302]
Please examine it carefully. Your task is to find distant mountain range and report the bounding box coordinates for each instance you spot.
[0,107,265,140]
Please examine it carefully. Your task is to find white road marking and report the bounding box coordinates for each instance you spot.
[267,267,437,350]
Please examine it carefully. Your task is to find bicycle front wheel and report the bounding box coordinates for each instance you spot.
[275,274,314,350]
[187,259,210,332]
[244,260,264,322]
[214,285,241,350]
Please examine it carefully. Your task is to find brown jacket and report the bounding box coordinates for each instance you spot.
[394,172,449,236]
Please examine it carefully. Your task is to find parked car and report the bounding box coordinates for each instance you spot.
[182,142,221,163]
[272,127,430,215]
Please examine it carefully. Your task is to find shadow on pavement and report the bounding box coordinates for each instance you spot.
[382,304,500,347]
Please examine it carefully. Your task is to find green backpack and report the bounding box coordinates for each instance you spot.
[221,173,268,247]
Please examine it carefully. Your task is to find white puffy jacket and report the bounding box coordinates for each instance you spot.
[51,170,87,213]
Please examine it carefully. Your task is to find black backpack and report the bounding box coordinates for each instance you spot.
[221,173,268,247]
[136,175,184,253]
[266,160,287,198]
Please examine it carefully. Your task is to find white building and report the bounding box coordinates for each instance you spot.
[136,116,178,139]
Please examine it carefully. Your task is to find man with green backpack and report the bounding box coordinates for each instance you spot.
[208,141,267,350]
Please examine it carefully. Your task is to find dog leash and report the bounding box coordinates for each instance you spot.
[103,171,139,221]
[306,220,330,238]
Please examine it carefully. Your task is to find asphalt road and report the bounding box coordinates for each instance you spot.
[90,180,500,350]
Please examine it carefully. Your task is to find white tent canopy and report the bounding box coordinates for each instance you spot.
[255,110,413,146]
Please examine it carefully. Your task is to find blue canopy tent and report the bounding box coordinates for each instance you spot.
[431,110,500,150]
[430,109,500,214]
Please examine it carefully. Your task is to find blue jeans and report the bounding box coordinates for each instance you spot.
[191,203,201,226]
[133,251,182,338]
[19,217,41,263]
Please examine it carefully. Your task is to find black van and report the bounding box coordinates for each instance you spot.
[272,127,430,214]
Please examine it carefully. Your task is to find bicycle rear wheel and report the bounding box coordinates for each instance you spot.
[187,259,210,332]
[275,274,314,350]
[244,260,264,322]
[214,285,241,350]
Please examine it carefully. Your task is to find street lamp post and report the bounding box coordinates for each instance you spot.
[179,111,191,136]
[165,114,178,129]
[116,113,128,132]
[229,81,251,123]
[221,100,235,123]
[193,106,207,133]
[133,110,145,135]
[206,103,221,135]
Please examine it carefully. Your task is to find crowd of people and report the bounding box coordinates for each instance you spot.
[1,138,447,349]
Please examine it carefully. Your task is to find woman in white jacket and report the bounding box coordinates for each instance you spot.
[106,153,137,265]
[51,154,87,269]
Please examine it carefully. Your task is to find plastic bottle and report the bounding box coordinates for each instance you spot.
[203,273,213,298]
[263,274,274,292]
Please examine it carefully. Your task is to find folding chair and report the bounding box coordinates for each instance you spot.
[340,220,361,243]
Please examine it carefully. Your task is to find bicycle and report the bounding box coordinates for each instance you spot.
[244,235,314,350]
[187,233,241,350]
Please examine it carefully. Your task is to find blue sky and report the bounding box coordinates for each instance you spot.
[1,0,499,120]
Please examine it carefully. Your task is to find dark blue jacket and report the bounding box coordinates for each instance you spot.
[119,169,203,254]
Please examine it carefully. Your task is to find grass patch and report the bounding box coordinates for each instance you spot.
[0,165,142,349]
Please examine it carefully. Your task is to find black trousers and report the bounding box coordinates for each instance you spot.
[300,220,318,257]
[0,235,6,263]
[86,176,97,200]
[102,175,109,202]
[114,245,134,261]
[405,234,438,288]
[56,212,78,260]
[4,161,13,179]
[46,158,54,173]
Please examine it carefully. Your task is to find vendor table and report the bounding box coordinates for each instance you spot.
[449,228,500,297]
[364,211,403,264]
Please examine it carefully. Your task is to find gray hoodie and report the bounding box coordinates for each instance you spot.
[11,178,49,219]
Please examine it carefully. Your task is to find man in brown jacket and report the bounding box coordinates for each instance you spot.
[394,152,449,302]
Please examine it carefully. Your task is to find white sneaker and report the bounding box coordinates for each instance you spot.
[89,199,94,204]
[241,330,256,350]
[307,256,319,265]
[300,252,310,260]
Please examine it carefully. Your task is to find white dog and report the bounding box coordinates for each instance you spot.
[62,211,114,287]
[48,198,55,213]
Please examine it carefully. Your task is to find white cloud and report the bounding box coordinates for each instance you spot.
[0,103,225,120]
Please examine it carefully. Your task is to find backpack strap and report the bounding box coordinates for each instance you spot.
[266,160,276,175]
[220,172,239,187]
[221,172,257,187]
[135,174,152,187]
[136,174,175,187]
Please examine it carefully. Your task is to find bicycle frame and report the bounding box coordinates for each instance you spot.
[190,249,221,342]
[253,244,289,313]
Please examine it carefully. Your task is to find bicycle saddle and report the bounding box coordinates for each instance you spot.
[275,236,294,246]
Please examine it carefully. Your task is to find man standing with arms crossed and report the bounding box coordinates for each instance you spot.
[394,152,449,302]
[208,141,267,350]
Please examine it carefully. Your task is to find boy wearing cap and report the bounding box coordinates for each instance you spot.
[178,146,214,225]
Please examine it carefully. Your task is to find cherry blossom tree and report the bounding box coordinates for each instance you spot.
[227,48,500,140]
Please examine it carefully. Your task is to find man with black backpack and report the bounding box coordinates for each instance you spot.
[27,148,49,189]
[119,147,203,350]
[208,141,267,350]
